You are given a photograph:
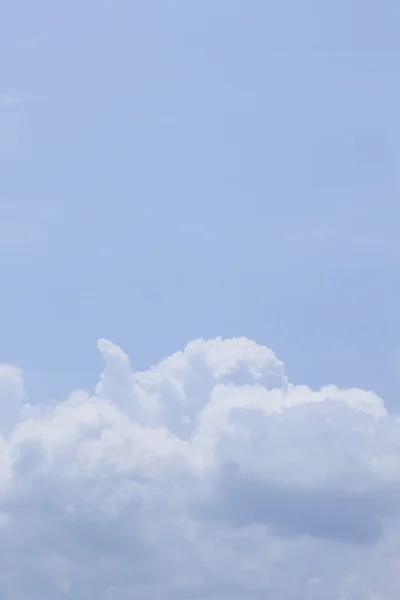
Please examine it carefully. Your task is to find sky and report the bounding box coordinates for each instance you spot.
[1,0,400,598]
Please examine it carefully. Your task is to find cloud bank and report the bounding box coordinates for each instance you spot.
[1,337,400,598]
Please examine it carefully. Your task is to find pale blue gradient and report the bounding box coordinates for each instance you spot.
[1,1,399,406]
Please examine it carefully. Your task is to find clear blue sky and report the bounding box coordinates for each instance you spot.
[1,0,400,406]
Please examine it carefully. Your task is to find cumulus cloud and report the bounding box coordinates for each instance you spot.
[1,337,400,598]
[0,363,25,436]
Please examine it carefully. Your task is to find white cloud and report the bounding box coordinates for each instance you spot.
[0,363,25,436]
[1,337,400,598]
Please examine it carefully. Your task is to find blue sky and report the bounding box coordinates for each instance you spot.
[1,1,400,402]
[2,3,400,598]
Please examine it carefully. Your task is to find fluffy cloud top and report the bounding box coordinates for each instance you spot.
[0,337,400,599]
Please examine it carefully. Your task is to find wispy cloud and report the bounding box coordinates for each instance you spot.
[0,93,23,105]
